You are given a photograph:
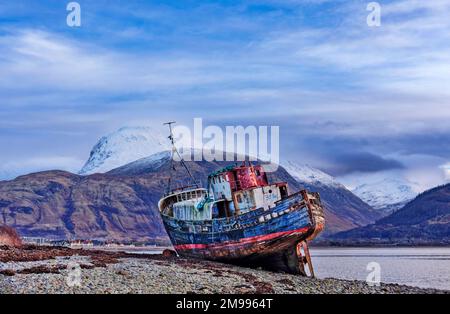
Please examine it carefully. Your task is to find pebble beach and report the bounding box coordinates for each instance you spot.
[0,245,447,294]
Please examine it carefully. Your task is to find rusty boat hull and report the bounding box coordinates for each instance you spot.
[161,191,324,274]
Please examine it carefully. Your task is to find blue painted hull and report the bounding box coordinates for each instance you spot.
[161,192,319,272]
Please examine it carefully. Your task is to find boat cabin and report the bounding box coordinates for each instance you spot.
[158,164,289,221]
[208,164,288,216]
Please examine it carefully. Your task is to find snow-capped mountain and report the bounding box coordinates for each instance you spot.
[332,183,450,245]
[79,126,171,175]
[282,160,344,189]
[80,126,347,185]
[352,178,420,215]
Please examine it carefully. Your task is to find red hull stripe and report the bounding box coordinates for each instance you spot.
[174,227,310,251]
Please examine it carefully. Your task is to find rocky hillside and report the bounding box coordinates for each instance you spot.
[0,152,380,241]
[330,183,450,244]
[0,170,167,242]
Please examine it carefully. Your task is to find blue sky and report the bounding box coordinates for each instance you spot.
[0,0,449,190]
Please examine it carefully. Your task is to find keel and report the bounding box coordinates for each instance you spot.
[264,240,315,276]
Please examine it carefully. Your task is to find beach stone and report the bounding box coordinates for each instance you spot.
[162,249,177,258]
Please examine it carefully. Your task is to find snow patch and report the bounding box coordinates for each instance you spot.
[79,126,170,175]
[352,177,419,211]
[282,160,344,188]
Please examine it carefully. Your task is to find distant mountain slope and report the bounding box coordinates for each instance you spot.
[331,183,450,244]
[352,178,419,216]
[282,161,344,188]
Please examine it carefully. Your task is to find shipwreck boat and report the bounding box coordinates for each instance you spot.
[158,122,325,276]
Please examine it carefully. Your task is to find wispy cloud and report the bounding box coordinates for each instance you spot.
[441,163,450,181]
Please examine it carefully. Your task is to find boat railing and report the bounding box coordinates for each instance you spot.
[165,184,205,196]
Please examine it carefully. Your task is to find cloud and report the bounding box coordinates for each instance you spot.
[0,0,449,187]
[0,30,225,94]
[254,0,450,97]
[319,152,404,176]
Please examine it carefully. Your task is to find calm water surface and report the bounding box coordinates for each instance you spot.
[310,247,450,291]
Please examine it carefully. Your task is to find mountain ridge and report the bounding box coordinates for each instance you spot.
[329,183,450,245]
[351,177,419,216]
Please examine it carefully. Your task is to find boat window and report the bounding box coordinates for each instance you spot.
[216,201,228,218]
[280,186,288,199]
[255,169,260,176]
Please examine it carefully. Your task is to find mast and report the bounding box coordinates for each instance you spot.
[163,121,200,194]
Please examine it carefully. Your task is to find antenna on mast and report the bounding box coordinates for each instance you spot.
[163,121,177,147]
[163,121,199,194]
